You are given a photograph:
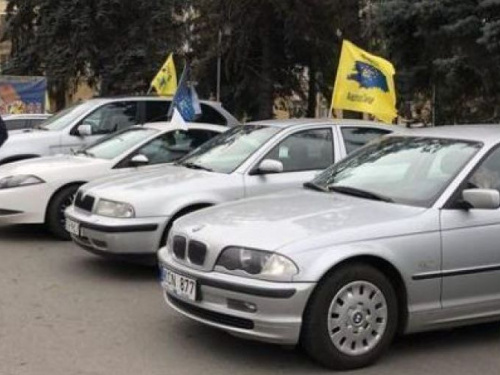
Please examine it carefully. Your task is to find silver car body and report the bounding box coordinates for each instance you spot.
[65,119,399,261]
[158,125,500,345]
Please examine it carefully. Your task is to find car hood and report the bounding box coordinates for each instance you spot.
[81,164,227,203]
[0,155,110,180]
[174,189,430,254]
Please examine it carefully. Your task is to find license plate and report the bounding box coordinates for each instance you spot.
[65,218,80,236]
[161,268,197,301]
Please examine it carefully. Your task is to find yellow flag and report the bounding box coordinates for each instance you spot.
[331,40,397,123]
[151,53,177,96]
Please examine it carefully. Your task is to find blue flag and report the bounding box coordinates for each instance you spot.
[170,65,201,122]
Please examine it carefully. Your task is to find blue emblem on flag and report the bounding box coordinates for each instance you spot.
[170,64,201,122]
[347,61,389,92]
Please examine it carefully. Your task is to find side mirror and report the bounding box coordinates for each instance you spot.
[76,124,92,137]
[129,154,150,167]
[253,159,284,175]
[462,189,500,210]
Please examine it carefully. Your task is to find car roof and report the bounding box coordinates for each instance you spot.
[3,113,51,119]
[246,118,398,130]
[89,96,223,106]
[390,125,500,145]
[134,122,228,132]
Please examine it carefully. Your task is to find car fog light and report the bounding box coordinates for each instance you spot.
[227,299,258,313]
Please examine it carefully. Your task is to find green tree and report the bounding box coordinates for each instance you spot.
[5,0,180,110]
[192,0,362,120]
[375,0,500,124]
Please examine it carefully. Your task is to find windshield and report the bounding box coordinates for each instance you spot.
[179,125,281,173]
[312,136,482,207]
[81,127,158,160]
[40,100,101,131]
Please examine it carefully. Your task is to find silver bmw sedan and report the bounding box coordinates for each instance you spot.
[159,125,500,370]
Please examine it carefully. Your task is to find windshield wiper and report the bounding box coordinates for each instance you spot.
[182,162,213,172]
[328,185,394,203]
[303,181,328,192]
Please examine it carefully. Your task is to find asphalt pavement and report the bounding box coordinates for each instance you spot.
[1,224,500,375]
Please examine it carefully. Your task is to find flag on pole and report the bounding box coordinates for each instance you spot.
[151,53,177,96]
[169,64,202,122]
[331,40,397,123]
[171,107,188,130]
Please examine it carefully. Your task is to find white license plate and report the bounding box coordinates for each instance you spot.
[65,218,80,236]
[161,268,197,301]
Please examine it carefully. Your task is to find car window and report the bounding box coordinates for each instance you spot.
[314,137,481,208]
[132,129,220,165]
[341,127,392,154]
[179,125,281,174]
[263,128,334,172]
[83,127,158,160]
[80,102,138,135]
[42,101,99,131]
[468,147,500,191]
[197,104,227,125]
[145,101,172,123]
[29,118,47,128]
[4,119,27,130]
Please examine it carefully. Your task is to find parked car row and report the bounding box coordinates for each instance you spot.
[0,96,238,165]
[4,100,500,370]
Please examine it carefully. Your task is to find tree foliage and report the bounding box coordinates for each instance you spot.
[5,0,180,109]
[375,0,500,124]
[191,0,362,120]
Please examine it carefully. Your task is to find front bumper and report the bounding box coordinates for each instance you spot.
[0,184,51,225]
[65,205,168,263]
[158,247,316,345]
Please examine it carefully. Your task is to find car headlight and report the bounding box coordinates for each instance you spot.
[215,247,298,281]
[0,175,45,189]
[94,199,135,218]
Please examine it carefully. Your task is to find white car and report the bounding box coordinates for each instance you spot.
[0,122,226,239]
[0,96,238,165]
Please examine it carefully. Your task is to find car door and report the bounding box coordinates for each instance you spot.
[58,101,139,153]
[244,127,335,197]
[115,128,222,169]
[440,146,500,314]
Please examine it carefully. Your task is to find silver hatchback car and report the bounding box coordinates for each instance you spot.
[159,125,500,370]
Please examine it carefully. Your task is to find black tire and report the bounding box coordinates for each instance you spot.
[301,263,398,370]
[46,185,80,240]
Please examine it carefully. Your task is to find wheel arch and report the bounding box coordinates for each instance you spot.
[44,181,87,222]
[308,255,408,335]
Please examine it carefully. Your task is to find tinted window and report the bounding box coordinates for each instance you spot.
[145,101,172,123]
[5,119,27,130]
[197,104,226,125]
[263,128,334,172]
[81,102,138,134]
[341,127,391,154]
[28,119,47,128]
[132,129,220,165]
